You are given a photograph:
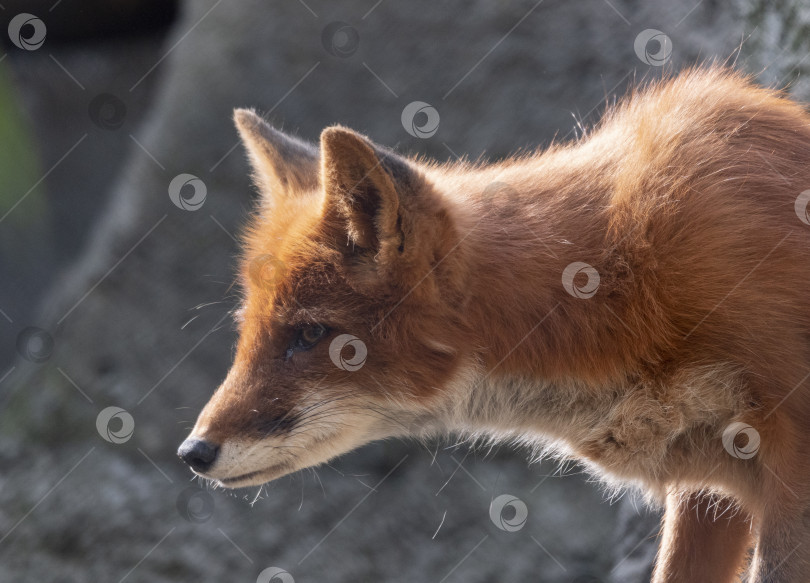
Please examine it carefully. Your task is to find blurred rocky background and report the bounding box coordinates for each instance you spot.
[0,0,806,581]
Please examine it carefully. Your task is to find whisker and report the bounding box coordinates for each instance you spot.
[181,314,201,330]
[192,301,227,311]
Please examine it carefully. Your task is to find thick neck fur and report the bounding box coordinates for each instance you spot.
[428,141,637,388]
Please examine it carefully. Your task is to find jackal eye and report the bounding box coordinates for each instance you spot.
[290,324,328,353]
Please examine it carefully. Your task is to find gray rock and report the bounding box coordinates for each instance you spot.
[0,440,619,582]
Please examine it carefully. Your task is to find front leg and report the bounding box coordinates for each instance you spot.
[652,491,752,583]
[748,504,810,582]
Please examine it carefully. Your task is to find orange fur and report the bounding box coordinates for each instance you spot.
[180,67,810,582]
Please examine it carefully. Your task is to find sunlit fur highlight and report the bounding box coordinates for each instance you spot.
[183,67,810,582]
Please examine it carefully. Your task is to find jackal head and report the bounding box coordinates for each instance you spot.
[178,110,471,487]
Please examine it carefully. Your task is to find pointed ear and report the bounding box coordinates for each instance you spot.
[233,109,319,199]
[320,126,417,259]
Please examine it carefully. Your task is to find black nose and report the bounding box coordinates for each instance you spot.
[177,438,219,473]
